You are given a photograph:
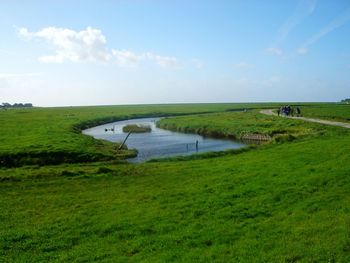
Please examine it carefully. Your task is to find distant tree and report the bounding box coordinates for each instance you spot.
[2,102,11,108]
[341,98,350,104]
[1,102,33,108]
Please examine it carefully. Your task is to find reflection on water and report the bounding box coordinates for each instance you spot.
[83,117,246,163]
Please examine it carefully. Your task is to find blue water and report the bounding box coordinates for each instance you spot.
[83,117,246,163]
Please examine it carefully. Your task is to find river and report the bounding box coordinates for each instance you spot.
[83,117,246,163]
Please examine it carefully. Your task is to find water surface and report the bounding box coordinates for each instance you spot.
[83,118,246,163]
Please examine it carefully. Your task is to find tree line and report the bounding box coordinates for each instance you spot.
[1,102,33,109]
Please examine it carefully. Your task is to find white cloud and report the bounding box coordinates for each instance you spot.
[18,27,30,37]
[234,61,255,70]
[18,26,180,69]
[19,26,110,63]
[270,0,317,48]
[267,0,317,57]
[111,50,179,68]
[112,49,143,68]
[146,53,179,68]
[298,7,350,53]
[266,47,283,56]
[18,27,179,68]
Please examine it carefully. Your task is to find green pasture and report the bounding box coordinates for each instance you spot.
[0,102,349,262]
[301,103,350,122]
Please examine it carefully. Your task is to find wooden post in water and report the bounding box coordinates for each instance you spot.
[196,140,199,152]
[118,131,132,150]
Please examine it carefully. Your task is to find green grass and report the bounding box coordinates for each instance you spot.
[1,103,350,262]
[298,103,350,123]
[157,110,328,142]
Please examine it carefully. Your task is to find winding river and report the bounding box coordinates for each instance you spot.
[83,117,246,163]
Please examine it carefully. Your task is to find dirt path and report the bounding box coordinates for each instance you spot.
[260,109,350,129]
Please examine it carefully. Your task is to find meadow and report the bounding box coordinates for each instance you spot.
[1,103,350,262]
[301,103,350,122]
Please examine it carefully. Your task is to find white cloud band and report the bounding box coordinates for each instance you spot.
[18,26,180,69]
[19,26,110,63]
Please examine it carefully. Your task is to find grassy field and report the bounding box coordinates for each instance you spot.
[1,103,350,262]
[301,103,350,123]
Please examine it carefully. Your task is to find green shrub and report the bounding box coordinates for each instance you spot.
[122,124,151,133]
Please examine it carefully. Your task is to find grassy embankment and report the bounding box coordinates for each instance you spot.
[157,109,327,143]
[1,103,350,262]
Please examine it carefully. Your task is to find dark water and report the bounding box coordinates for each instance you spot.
[83,118,246,163]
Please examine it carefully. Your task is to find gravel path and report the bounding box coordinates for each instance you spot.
[260,109,350,129]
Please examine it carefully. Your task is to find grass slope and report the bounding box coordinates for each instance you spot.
[0,103,349,262]
[158,110,328,142]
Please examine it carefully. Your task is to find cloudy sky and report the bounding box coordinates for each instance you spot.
[1,0,350,106]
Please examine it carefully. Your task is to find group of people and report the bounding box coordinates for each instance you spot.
[277,105,302,117]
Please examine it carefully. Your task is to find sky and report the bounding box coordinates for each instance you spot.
[0,0,350,106]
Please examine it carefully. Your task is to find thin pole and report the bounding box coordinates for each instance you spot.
[119,131,132,150]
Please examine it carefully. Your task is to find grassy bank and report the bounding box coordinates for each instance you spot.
[157,110,330,142]
[1,103,350,262]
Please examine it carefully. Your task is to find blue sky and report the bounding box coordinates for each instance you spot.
[0,0,349,106]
